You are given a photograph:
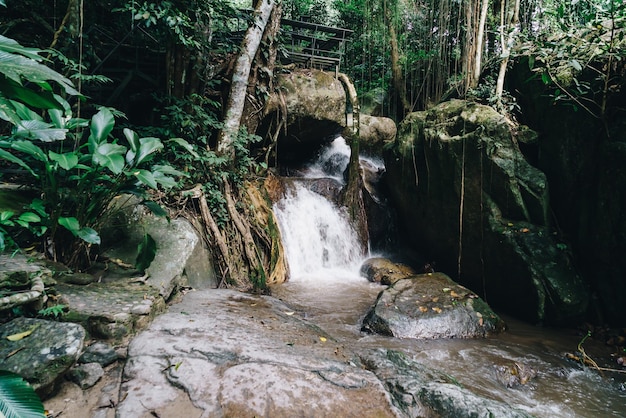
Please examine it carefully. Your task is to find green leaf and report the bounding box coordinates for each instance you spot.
[0,211,14,222]
[18,212,40,223]
[93,143,126,174]
[0,76,62,110]
[88,107,115,150]
[168,137,200,158]
[134,137,163,166]
[77,227,100,245]
[153,172,177,188]
[10,140,48,162]
[0,91,20,124]
[132,169,157,189]
[0,370,46,418]
[14,120,67,142]
[0,35,42,61]
[143,201,169,218]
[135,233,157,271]
[0,49,79,96]
[123,128,140,153]
[58,216,80,235]
[49,151,78,170]
[0,148,38,177]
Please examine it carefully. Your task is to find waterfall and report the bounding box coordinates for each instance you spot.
[273,137,365,281]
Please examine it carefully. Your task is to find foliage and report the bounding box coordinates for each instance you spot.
[0,370,45,418]
[515,0,626,119]
[37,304,67,318]
[0,36,183,267]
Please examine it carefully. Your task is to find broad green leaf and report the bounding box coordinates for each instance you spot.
[0,231,5,252]
[18,212,40,223]
[0,35,42,60]
[0,91,20,124]
[123,128,140,153]
[153,172,177,188]
[58,216,80,235]
[132,169,157,189]
[93,143,126,174]
[10,140,48,162]
[0,148,38,177]
[168,137,200,158]
[0,49,79,96]
[0,370,46,418]
[152,164,186,177]
[0,76,62,110]
[14,120,67,142]
[11,101,43,121]
[77,227,101,245]
[0,1,6,7]
[0,211,14,222]
[135,233,156,271]
[48,108,64,128]
[134,137,163,165]
[29,199,46,217]
[88,107,115,149]
[49,151,78,170]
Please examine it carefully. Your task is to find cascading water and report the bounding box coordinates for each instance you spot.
[273,136,365,280]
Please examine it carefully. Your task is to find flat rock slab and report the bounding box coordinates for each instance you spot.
[117,289,398,418]
[57,281,165,340]
[0,317,85,395]
[362,272,505,339]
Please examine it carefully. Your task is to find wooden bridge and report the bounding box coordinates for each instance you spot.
[279,19,353,74]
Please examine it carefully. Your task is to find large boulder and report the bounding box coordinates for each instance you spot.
[0,317,85,397]
[362,272,505,339]
[384,99,588,323]
[264,69,346,164]
[509,60,626,325]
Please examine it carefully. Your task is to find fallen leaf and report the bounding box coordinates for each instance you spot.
[507,222,514,227]
[284,311,295,316]
[319,336,327,342]
[442,287,451,292]
[479,317,484,326]
[431,297,439,303]
[521,228,529,233]
[450,290,460,298]
[418,306,428,312]
[7,325,38,341]
[250,303,257,306]
[432,307,442,314]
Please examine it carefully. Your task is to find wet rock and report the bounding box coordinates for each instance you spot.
[493,362,537,388]
[68,362,104,389]
[264,70,346,165]
[0,317,85,397]
[117,289,400,418]
[362,272,505,339]
[384,99,589,324]
[58,272,97,285]
[79,342,119,367]
[360,349,534,418]
[359,114,397,154]
[360,257,416,285]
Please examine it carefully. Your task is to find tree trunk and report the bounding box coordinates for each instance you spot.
[495,0,520,107]
[217,0,276,157]
[386,4,410,119]
[472,0,490,86]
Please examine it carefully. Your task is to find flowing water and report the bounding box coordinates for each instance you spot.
[271,137,626,418]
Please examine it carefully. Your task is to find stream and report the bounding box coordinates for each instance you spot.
[271,137,626,418]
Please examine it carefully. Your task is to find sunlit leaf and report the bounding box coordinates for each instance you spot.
[49,151,78,170]
[6,325,38,341]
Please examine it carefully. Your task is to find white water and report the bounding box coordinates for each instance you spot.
[274,136,365,281]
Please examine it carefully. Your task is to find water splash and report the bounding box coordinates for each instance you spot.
[273,183,363,280]
[274,136,365,281]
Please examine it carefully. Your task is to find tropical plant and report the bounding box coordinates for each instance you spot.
[0,370,45,418]
[0,35,183,268]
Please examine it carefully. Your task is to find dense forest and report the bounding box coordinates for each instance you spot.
[1,0,625,313]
